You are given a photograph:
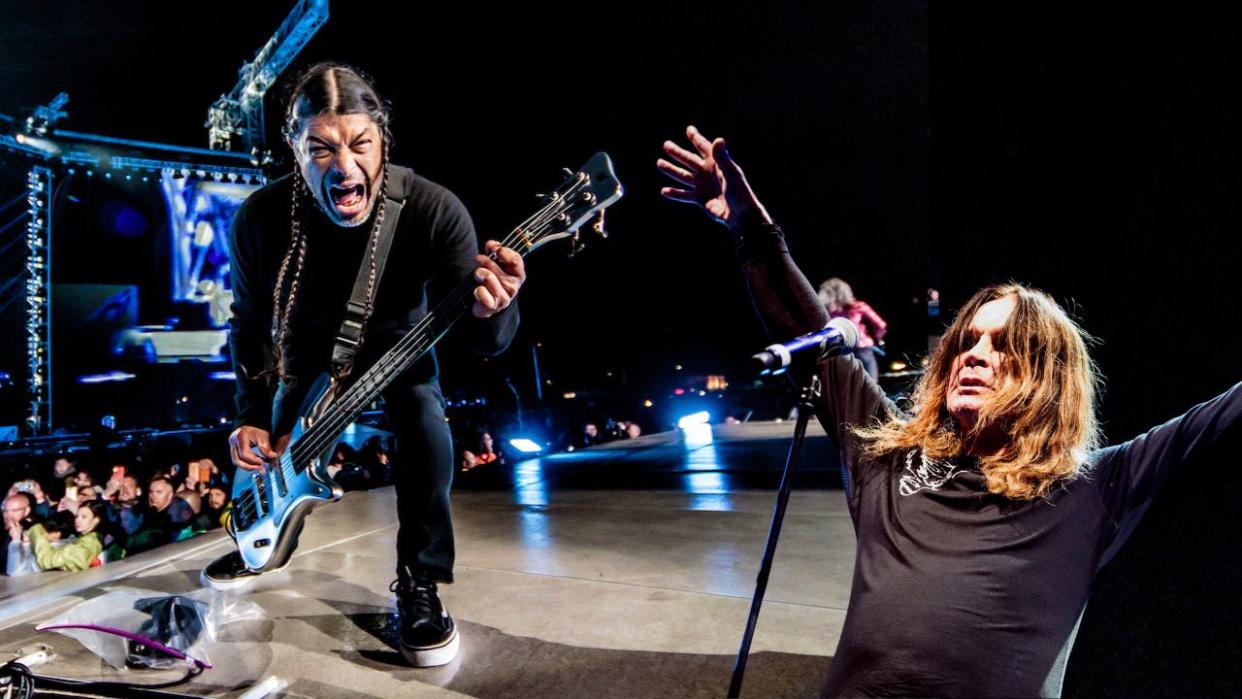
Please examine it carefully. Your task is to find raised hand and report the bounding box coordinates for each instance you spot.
[658,125,771,231]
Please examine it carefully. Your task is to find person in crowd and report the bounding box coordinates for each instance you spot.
[8,480,52,520]
[359,436,392,486]
[103,473,145,536]
[27,501,120,572]
[818,277,888,380]
[72,470,103,501]
[128,476,193,553]
[51,457,77,481]
[3,493,41,576]
[461,431,502,472]
[203,487,230,531]
[580,423,600,448]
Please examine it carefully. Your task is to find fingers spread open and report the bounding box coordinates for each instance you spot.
[663,140,705,170]
[686,125,715,158]
[660,186,697,203]
[657,158,696,186]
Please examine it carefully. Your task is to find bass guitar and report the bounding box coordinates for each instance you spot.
[224,152,623,573]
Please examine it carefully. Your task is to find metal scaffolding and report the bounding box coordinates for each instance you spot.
[206,0,330,155]
[24,165,53,435]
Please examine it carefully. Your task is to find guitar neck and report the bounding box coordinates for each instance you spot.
[287,152,622,467]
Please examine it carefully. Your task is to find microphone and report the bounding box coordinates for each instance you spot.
[752,317,860,375]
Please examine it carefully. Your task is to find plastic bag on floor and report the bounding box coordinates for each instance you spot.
[36,587,265,670]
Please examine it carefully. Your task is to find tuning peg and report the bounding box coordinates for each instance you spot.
[592,210,608,239]
[569,232,586,257]
[562,167,575,178]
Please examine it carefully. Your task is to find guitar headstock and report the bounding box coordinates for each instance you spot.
[516,152,623,256]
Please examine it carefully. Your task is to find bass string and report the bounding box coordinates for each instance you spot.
[289,177,592,464]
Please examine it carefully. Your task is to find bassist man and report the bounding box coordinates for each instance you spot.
[204,63,525,668]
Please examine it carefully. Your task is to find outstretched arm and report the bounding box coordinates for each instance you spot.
[1092,382,1242,561]
[658,127,898,511]
[658,126,827,341]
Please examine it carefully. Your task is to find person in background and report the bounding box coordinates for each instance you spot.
[818,277,888,380]
[8,480,52,520]
[203,487,230,531]
[461,431,502,472]
[28,501,119,571]
[3,493,41,576]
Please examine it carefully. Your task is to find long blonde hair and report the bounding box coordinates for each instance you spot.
[818,277,856,313]
[855,283,1103,500]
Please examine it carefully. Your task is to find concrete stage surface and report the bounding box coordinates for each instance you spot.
[0,422,856,697]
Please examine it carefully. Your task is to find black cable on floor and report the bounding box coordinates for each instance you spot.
[0,659,206,699]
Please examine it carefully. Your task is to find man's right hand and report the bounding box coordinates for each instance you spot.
[229,425,280,472]
[658,125,772,232]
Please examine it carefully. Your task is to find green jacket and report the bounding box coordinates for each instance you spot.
[27,525,103,572]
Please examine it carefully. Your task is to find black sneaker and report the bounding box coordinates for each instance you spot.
[200,550,288,590]
[391,567,459,667]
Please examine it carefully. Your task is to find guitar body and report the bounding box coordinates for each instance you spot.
[229,373,344,572]
[217,152,623,576]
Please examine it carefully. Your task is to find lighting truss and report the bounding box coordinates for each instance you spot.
[24,166,53,435]
[206,0,329,154]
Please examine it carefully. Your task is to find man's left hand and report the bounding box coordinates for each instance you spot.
[472,241,525,319]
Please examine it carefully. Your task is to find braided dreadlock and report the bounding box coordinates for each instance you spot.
[265,63,394,385]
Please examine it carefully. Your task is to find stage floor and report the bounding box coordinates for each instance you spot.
[0,422,856,697]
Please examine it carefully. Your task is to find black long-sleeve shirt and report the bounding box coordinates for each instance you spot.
[737,221,1242,697]
[228,166,519,435]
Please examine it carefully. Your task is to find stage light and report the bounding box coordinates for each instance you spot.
[562,392,576,399]
[698,390,707,396]
[674,388,685,395]
[675,364,683,371]
[890,360,908,371]
[77,371,136,384]
[643,400,653,407]
[678,411,711,429]
[208,371,236,381]
[509,438,544,454]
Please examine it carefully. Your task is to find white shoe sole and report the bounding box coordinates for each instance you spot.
[199,557,290,591]
[400,627,460,667]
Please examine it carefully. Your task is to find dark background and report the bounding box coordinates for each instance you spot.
[1,1,1239,695]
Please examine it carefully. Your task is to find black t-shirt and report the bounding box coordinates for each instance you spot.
[737,221,1242,697]
[227,165,519,435]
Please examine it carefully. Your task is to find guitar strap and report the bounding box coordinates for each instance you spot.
[330,194,405,383]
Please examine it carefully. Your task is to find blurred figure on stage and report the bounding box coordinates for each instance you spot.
[658,125,1242,698]
[818,277,887,380]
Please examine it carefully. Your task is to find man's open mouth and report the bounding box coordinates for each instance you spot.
[328,182,366,211]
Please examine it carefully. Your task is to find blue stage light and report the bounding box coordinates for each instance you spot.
[677,411,711,429]
[509,438,544,454]
[78,371,136,384]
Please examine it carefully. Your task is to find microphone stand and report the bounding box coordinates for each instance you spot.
[727,370,821,698]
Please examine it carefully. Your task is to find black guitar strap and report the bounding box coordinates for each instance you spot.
[330,194,405,383]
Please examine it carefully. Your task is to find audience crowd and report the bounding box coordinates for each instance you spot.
[1,455,233,576]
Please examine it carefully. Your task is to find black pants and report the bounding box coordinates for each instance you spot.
[383,380,455,582]
[273,375,456,583]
